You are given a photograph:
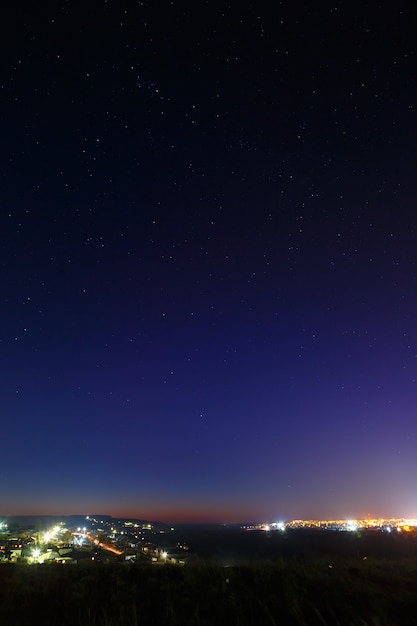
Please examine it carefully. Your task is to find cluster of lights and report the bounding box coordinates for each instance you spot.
[2,518,179,565]
[42,524,63,544]
[245,518,417,532]
[244,522,286,532]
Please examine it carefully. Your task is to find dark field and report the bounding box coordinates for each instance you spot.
[1,529,417,625]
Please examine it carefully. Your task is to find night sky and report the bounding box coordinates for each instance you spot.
[1,1,417,523]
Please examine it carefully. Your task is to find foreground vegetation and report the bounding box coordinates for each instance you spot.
[1,558,417,625]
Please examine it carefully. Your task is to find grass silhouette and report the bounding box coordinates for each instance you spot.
[1,558,417,625]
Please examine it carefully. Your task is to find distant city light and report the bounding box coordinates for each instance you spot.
[243,517,417,533]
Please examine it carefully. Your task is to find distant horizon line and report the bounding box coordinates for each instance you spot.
[2,513,416,525]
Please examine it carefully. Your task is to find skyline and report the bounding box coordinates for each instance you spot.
[1,1,417,523]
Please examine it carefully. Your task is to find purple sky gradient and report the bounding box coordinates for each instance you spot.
[1,1,417,523]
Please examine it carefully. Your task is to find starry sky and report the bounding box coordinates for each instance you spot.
[1,1,417,523]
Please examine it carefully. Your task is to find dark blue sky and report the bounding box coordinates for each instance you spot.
[1,0,417,522]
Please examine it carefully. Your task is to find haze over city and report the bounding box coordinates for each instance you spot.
[1,1,416,523]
